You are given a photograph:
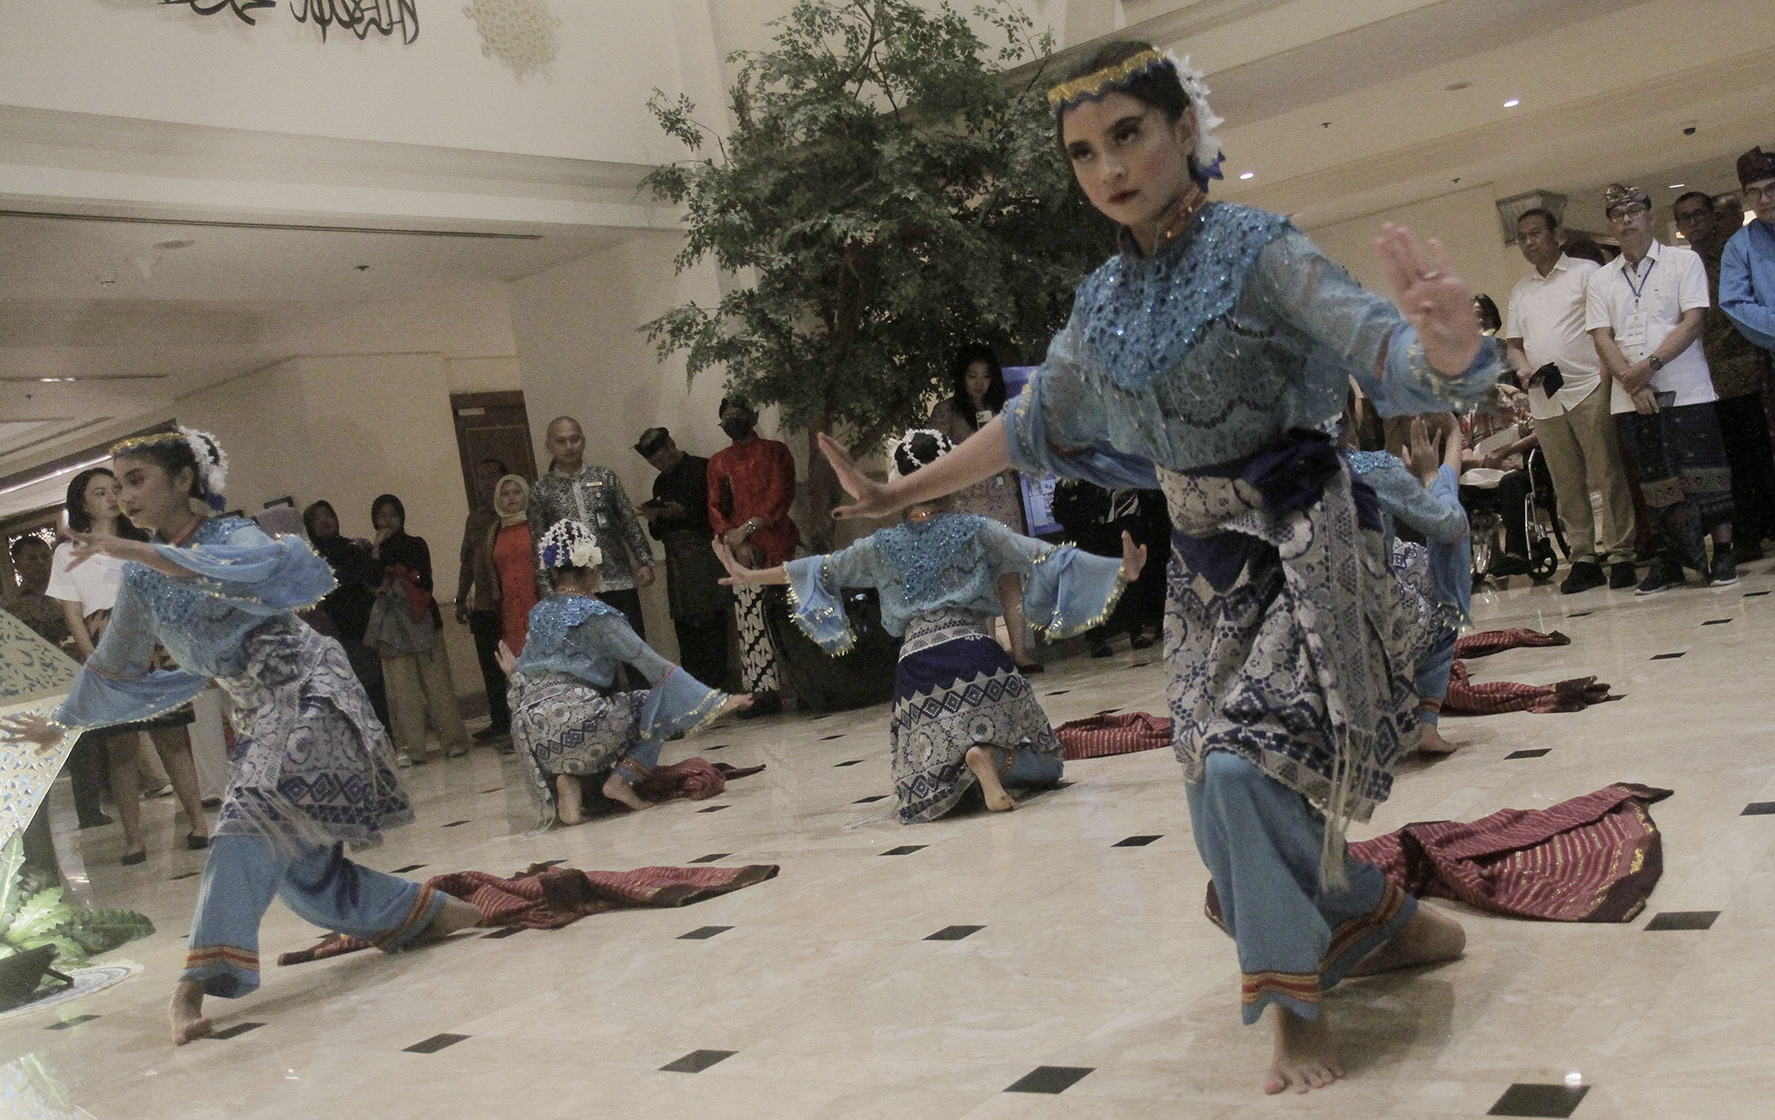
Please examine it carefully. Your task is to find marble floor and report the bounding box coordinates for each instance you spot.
[4,561,1774,1119]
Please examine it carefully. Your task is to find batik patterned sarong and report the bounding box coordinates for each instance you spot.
[508,669,651,823]
[889,609,1061,822]
[1618,401,1735,570]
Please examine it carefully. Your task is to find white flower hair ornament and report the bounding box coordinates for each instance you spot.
[1168,53,1226,183]
[176,426,230,509]
[887,428,955,482]
[539,519,603,571]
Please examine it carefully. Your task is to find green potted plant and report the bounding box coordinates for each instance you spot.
[0,834,155,1010]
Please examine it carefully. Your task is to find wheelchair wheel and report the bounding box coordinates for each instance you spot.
[1528,539,1559,581]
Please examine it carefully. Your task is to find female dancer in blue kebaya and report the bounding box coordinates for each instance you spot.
[814,43,1500,1094]
[499,519,751,828]
[716,430,1144,821]
[1,430,480,1045]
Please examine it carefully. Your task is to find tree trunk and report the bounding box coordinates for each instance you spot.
[803,417,841,555]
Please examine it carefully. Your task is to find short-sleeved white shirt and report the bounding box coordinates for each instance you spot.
[1584,240,1715,410]
[1504,255,1604,420]
[45,541,126,617]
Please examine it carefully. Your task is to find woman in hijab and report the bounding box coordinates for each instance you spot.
[481,474,540,655]
[366,493,470,766]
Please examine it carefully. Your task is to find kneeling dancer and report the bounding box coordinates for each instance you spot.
[504,519,749,827]
[2,429,480,1046]
[812,44,1497,1093]
[715,429,1143,822]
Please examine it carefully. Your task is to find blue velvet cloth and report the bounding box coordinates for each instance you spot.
[1002,202,1503,490]
[53,516,338,732]
[783,513,1125,655]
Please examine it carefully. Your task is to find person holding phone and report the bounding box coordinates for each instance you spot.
[1586,184,1737,593]
[1505,208,1639,593]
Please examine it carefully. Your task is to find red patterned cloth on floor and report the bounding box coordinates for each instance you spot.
[633,759,766,803]
[1348,783,1672,921]
[1056,712,1173,760]
[1443,661,1617,715]
[277,862,779,966]
[1453,627,1570,658]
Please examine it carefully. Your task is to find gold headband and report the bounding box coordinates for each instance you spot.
[109,431,185,456]
[1047,48,1171,112]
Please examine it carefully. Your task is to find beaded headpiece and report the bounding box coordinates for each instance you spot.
[1737,146,1775,189]
[1603,183,1651,218]
[1047,48,1225,182]
[538,518,603,571]
[887,428,954,482]
[109,426,230,512]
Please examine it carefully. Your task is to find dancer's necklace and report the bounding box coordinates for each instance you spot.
[907,507,937,523]
[1151,185,1209,251]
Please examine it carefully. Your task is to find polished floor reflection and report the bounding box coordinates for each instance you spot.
[3,561,1773,1119]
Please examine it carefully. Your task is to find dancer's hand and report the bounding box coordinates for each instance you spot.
[712,539,760,585]
[494,640,517,676]
[1374,223,1482,378]
[819,432,901,520]
[0,713,64,755]
[1119,531,1148,583]
[1405,416,1440,486]
[66,530,199,580]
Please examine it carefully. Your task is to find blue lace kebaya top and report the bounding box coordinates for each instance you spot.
[53,516,339,732]
[1345,451,1472,617]
[514,594,676,689]
[1003,202,1504,488]
[783,513,1126,655]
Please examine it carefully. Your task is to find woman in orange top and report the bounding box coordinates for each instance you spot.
[485,474,540,655]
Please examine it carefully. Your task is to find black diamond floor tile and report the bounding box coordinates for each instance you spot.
[403,1032,469,1054]
[688,853,731,864]
[678,926,733,940]
[704,743,728,751]
[1650,651,1686,660]
[534,859,568,868]
[1645,910,1720,931]
[820,734,845,740]
[1045,689,1071,696]
[1702,618,1733,625]
[1743,802,1775,815]
[697,805,729,813]
[660,1049,737,1073]
[206,1022,265,1041]
[1487,1082,1589,1117]
[854,795,887,803]
[482,926,525,939]
[169,871,199,881]
[1094,707,1123,715]
[1005,1066,1094,1094]
[924,925,984,941]
[1505,749,1551,759]
[391,864,426,874]
[881,845,926,856]
[1745,590,1770,598]
[834,759,864,767]
[1565,611,1593,618]
[476,786,505,794]
[441,820,471,827]
[1128,661,1150,667]
[1113,835,1162,847]
[45,1015,99,1030]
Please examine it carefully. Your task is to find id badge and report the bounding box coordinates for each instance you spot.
[1617,312,1648,355]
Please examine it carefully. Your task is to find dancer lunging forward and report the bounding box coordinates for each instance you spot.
[501,519,750,828]
[716,430,1143,822]
[813,44,1497,1094]
[2,430,481,1046]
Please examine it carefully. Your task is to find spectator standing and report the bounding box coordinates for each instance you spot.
[302,500,388,725]
[366,493,470,765]
[1505,207,1639,592]
[527,416,655,642]
[707,398,798,718]
[634,427,731,691]
[1721,146,1775,355]
[456,457,513,741]
[1587,184,1736,593]
[484,473,539,655]
[1675,190,1775,560]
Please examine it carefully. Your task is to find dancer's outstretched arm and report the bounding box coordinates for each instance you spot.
[820,420,1013,522]
[713,539,789,585]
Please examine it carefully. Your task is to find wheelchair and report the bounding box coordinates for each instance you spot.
[1461,447,1568,588]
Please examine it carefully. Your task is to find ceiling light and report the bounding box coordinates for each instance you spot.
[1239,171,1255,180]
[0,455,113,499]
[1502,98,1520,108]
[1668,183,1685,189]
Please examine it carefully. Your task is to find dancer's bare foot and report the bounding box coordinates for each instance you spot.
[964,746,1020,812]
[409,895,483,945]
[170,980,211,1045]
[601,773,650,812]
[1417,723,1458,756]
[555,774,585,824]
[719,693,754,718]
[1266,1005,1344,1094]
[1346,904,1466,977]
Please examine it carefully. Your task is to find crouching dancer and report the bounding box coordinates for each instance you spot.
[1,429,481,1046]
[502,520,751,827]
[715,429,1144,822]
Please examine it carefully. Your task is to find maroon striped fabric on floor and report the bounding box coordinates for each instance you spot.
[1443,661,1616,715]
[1453,627,1570,658]
[1348,783,1672,922]
[1056,712,1173,760]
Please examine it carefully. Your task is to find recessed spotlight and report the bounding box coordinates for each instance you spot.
[1239,171,1255,180]
[1668,183,1685,189]
[1502,98,1520,108]
[154,239,194,250]
[1444,81,1472,91]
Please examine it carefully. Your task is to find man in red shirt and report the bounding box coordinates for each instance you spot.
[707,398,798,717]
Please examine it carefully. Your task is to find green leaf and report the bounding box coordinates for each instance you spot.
[0,833,25,931]
[8,887,68,942]
[52,908,156,956]
[16,933,86,969]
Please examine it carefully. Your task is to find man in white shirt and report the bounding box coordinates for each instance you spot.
[1586,184,1737,592]
[1505,208,1639,592]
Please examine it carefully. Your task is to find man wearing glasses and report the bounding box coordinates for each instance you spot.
[1721,146,1775,351]
[1587,184,1737,593]
[1676,189,1775,561]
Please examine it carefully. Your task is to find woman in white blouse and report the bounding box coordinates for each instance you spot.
[49,468,209,864]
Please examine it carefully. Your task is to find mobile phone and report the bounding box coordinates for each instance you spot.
[1533,362,1564,396]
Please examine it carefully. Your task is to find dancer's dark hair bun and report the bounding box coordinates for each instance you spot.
[891,430,954,478]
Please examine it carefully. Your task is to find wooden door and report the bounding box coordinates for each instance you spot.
[450,392,538,508]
